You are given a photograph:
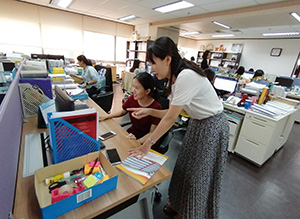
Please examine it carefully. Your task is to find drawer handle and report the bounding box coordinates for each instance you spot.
[252,116,267,123]
[251,121,265,128]
[228,120,237,125]
[245,139,260,146]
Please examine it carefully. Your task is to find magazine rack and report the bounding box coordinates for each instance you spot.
[48,117,100,163]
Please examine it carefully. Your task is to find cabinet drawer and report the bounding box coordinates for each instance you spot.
[235,135,271,166]
[245,113,276,127]
[241,118,274,145]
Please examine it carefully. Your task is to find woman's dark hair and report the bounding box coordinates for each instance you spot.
[253,69,264,78]
[77,55,92,66]
[130,59,141,72]
[236,66,245,75]
[248,68,254,72]
[202,50,210,59]
[147,36,205,95]
[133,72,158,100]
[203,68,215,83]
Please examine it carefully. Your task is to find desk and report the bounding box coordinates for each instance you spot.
[223,101,297,166]
[121,71,134,94]
[286,91,300,123]
[13,98,171,218]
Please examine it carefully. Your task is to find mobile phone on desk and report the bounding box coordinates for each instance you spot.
[106,148,121,165]
[99,131,116,141]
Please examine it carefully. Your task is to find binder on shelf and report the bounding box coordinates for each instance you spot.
[116,150,168,185]
[48,108,100,164]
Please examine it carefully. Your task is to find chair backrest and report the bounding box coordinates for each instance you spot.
[93,91,114,113]
[94,65,113,92]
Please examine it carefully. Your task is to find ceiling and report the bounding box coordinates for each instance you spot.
[17,0,300,40]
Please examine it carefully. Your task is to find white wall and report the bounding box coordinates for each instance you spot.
[0,0,133,60]
[196,38,300,77]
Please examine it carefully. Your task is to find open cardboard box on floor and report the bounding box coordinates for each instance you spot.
[34,151,118,219]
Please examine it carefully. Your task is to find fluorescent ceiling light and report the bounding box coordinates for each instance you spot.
[263,32,300,36]
[50,0,73,8]
[154,1,194,13]
[212,34,234,37]
[119,15,139,21]
[212,21,231,29]
[290,12,300,23]
[180,31,200,36]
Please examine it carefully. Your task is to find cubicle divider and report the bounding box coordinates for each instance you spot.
[0,60,24,218]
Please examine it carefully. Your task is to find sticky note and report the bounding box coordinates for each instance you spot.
[83,172,103,188]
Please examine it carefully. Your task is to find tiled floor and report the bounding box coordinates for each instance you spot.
[112,82,300,219]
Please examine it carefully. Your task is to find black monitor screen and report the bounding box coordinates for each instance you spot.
[54,85,74,112]
[275,76,294,88]
[2,62,15,71]
[214,76,238,93]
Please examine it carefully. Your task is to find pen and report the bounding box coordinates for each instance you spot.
[89,157,99,175]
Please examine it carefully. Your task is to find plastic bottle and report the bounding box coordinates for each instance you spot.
[45,171,71,185]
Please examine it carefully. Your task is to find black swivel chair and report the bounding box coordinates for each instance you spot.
[92,65,114,113]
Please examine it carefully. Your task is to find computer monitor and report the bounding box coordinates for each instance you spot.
[275,76,294,88]
[242,71,254,79]
[54,85,74,112]
[214,76,238,93]
[2,62,15,71]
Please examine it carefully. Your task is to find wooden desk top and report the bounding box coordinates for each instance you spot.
[13,98,172,219]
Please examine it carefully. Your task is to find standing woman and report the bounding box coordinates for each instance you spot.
[201,50,210,70]
[128,37,229,218]
[70,55,100,97]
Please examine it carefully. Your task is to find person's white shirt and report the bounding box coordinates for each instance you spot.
[169,69,223,120]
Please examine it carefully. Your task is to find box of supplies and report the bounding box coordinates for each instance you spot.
[34,151,118,219]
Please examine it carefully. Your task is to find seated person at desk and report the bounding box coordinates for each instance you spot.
[70,55,101,97]
[252,69,264,80]
[203,68,221,98]
[100,72,162,149]
[235,66,245,77]
[130,59,141,75]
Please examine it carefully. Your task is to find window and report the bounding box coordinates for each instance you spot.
[83,31,114,61]
[116,36,130,62]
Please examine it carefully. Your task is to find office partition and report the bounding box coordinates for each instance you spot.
[0,61,23,218]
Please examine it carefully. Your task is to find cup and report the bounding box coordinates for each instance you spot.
[244,100,252,110]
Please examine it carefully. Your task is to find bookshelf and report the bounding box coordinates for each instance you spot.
[197,51,241,68]
[126,40,153,69]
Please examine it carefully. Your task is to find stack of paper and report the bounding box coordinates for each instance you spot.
[116,150,168,185]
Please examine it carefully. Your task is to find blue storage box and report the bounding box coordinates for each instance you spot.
[34,151,118,219]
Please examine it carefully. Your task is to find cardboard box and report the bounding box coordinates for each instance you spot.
[34,151,118,219]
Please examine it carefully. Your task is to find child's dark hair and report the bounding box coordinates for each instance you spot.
[133,72,158,100]
[77,55,92,66]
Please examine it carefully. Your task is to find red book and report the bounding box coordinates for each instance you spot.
[49,108,98,139]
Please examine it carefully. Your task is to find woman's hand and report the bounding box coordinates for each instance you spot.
[99,115,110,121]
[82,83,87,88]
[128,144,150,158]
[127,108,151,119]
[126,133,136,140]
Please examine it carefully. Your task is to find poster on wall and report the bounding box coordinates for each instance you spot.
[231,44,243,53]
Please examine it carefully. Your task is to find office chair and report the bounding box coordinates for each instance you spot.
[92,65,114,113]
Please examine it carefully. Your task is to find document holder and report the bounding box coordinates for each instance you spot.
[48,117,100,164]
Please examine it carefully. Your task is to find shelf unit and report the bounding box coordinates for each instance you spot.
[126,40,153,69]
[197,51,241,68]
